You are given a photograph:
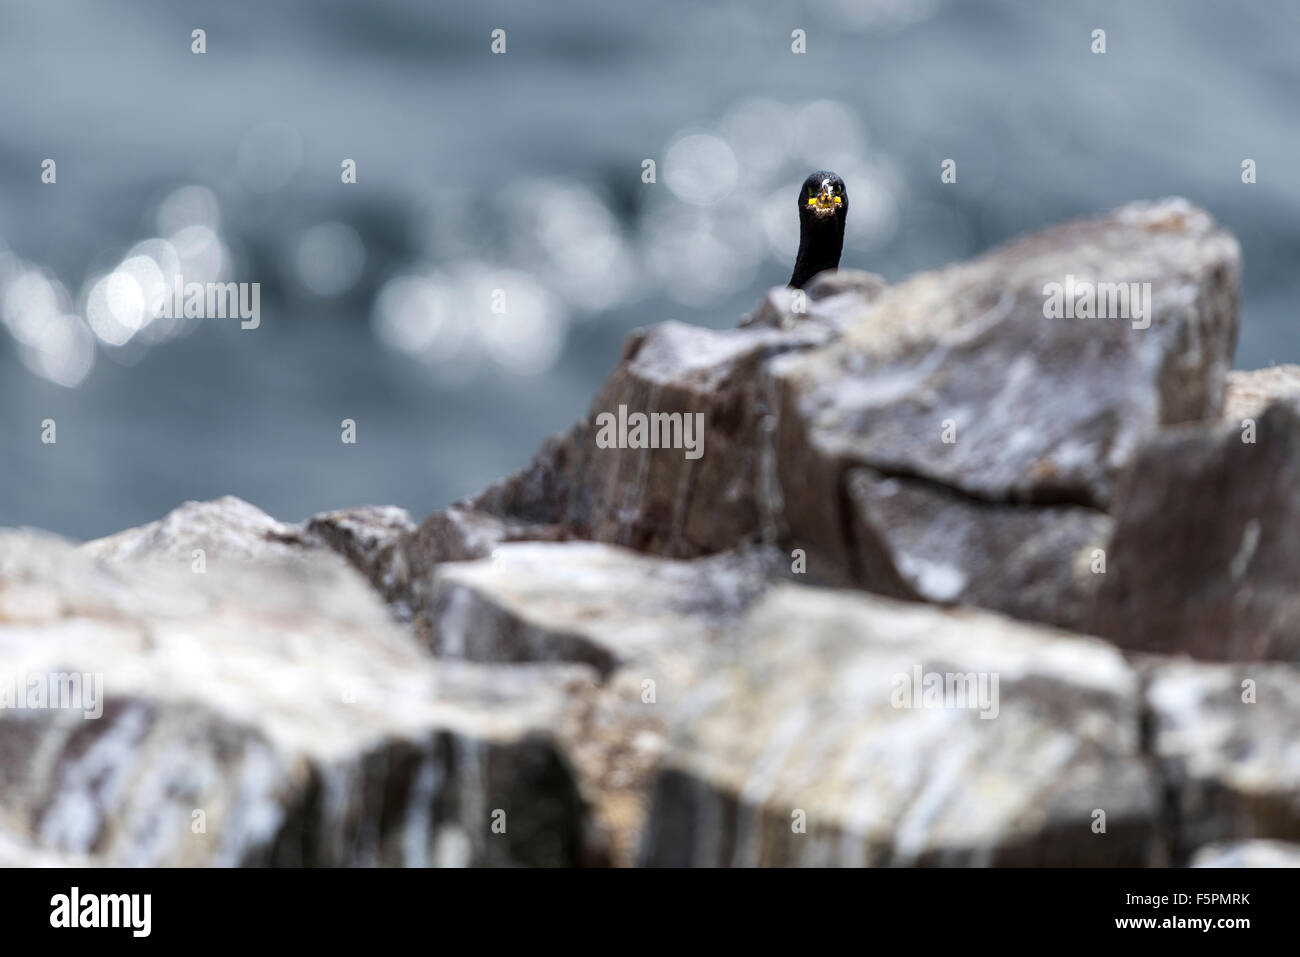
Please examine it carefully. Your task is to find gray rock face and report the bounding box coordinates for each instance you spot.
[1148,660,1300,857]
[420,541,780,673]
[845,468,1112,628]
[1091,401,1300,660]
[774,198,1238,612]
[639,586,1161,866]
[10,200,1296,869]
[14,511,1300,869]
[419,542,786,866]
[0,531,587,867]
[411,200,1238,638]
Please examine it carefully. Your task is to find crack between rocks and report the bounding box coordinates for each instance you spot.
[841,457,1105,513]
[1135,664,1182,867]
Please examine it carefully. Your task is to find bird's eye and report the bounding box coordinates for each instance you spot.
[834,196,842,203]
[807,197,817,205]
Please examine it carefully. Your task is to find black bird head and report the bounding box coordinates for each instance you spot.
[789,170,847,288]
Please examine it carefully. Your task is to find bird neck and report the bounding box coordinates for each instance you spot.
[789,218,845,288]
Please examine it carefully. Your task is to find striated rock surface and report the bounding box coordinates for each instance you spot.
[419,541,781,672]
[305,504,416,606]
[779,200,1239,507]
[10,200,1299,869]
[775,199,1238,617]
[845,468,1112,628]
[407,271,887,571]
[638,585,1162,866]
[1091,401,1300,660]
[1,531,588,866]
[410,199,1239,637]
[420,541,786,865]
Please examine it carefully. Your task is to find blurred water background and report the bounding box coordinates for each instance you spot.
[3,0,1298,539]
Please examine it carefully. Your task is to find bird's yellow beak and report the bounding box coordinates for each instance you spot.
[807,188,841,212]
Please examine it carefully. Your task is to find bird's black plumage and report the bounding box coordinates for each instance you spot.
[788,170,847,289]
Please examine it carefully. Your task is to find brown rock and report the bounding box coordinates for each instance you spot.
[305,504,415,605]
[774,199,1239,591]
[1091,401,1300,660]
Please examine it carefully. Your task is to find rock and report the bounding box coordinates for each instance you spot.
[805,268,890,303]
[639,585,1162,866]
[82,496,422,619]
[419,541,780,671]
[1091,401,1300,660]
[740,268,887,330]
[845,468,1112,628]
[411,200,1238,638]
[419,541,786,865]
[779,199,1238,507]
[406,502,570,570]
[9,201,1289,870]
[1223,364,1300,422]
[0,531,589,866]
[428,318,840,561]
[305,504,415,607]
[774,198,1239,609]
[1147,660,1300,858]
[78,495,312,565]
[1191,840,1300,867]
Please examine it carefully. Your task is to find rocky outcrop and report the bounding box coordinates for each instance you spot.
[403,269,888,576]
[638,585,1161,866]
[413,199,1240,634]
[78,495,313,565]
[8,198,1298,868]
[2,530,588,866]
[78,496,419,609]
[774,199,1238,621]
[417,542,787,865]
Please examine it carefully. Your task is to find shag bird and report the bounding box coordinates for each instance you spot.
[788,170,847,289]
